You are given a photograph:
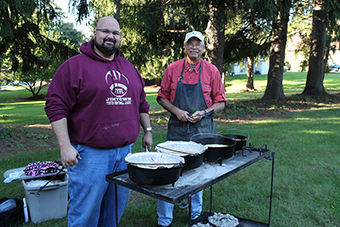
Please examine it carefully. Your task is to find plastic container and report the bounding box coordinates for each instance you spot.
[22,173,68,223]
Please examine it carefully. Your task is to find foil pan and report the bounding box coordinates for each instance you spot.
[125,152,185,169]
[155,141,208,156]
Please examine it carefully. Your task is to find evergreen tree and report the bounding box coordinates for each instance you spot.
[302,0,340,95]
[0,0,79,98]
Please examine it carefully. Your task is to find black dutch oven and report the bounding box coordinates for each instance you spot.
[155,141,208,170]
[220,129,250,152]
[191,133,236,162]
[124,152,184,185]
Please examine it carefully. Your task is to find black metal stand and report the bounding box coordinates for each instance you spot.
[107,148,275,227]
[198,151,275,227]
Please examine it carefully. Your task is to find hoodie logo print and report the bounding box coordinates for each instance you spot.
[105,70,131,105]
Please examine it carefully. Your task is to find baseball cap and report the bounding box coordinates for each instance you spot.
[184,31,205,45]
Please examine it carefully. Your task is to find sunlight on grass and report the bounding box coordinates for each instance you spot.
[224,71,339,100]
[0,86,26,91]
[300,130,334,134]
[0,101,49,125]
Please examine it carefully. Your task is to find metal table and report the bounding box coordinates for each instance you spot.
[106,145,275,226]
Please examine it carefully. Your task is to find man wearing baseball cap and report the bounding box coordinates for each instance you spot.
[156,31,226,226]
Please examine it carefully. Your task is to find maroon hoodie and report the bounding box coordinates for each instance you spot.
[45,40,149,148]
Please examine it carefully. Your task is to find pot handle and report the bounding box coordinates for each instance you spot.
[177,200,189,209]
[217,129,250,141]
[190,132,224,141]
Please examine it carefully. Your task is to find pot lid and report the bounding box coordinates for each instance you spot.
[155,141,208,156]
[125,152,185,169]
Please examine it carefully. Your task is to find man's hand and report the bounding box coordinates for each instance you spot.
[142,132,153,150]
[174,109,190,122]
[188,110,205,123]
[51,118,81,168]
[60,145,81,168]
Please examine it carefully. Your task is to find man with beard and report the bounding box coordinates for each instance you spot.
[156,31,226,227]
[44,16,153,227]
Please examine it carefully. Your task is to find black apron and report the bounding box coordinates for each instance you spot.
[166,59,216,141]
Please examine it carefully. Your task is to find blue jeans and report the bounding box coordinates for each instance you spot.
[68,144,131,227]
[157,190,203,226]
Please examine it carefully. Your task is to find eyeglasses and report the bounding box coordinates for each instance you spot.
[186,43,204,48]
[96,28,121,36]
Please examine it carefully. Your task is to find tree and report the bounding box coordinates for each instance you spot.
[72,0,337,100]
[286,6,313,72]
[68,0,234,79]
[302,0,340,95]
[241,2,274,91]
[83,0,187,80]
[0,54,12,89]
[56,22,86,49]
[301,0,327,95]
[263,0,291,100]
[0,0,79,98]
[223,0,274,91]
[8,22,83,98]
[205,1,226,75]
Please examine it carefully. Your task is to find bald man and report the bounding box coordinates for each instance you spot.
[45,16,153,227]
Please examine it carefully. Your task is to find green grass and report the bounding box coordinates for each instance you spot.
[224,72,340,100]
[127,107,340,227]
[1,72,340,226]
[144,91,159,108]
[0,86,47,103]
[1,71,338,125]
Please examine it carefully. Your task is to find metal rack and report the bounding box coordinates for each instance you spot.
[106,145,275,226]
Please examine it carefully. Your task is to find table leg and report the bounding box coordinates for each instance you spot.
[115,183,118,226]
[268,151,275,226]
[210,185,213,213]
[188,194,192,226]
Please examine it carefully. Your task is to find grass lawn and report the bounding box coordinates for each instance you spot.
[0,72,339,226]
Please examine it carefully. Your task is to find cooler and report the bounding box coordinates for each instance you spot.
[21,173,68,223]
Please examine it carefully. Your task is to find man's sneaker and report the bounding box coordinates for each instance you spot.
[191,211,213,224]
[191,213,200,221]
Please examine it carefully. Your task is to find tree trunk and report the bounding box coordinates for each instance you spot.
[262,4,288,100]
[114,0,121,21]
[301,0,327,95]
[245,10,256,91]
[205,1,225,75]
[324,35,330,72]
[246,57,255,90]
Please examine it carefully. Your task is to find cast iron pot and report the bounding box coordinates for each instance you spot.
[191,133,236,162]
[155,141,208,170]
[181,153,205,170]
[221,129,250,152]
[223,134,247,151]
[124,152,185,185]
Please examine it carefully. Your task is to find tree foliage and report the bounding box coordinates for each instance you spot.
[0,0,80,97]
[224,0,275,90]
[71,0,277,78]
[4,0,338,99]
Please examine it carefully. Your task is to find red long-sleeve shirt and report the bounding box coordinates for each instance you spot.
[157,58,226,107]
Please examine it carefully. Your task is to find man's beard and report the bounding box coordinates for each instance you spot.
[94,37,119,56]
